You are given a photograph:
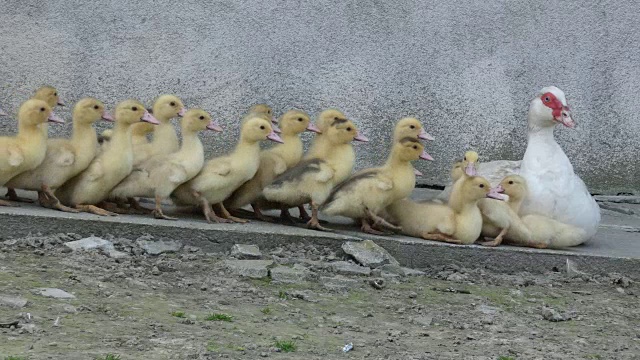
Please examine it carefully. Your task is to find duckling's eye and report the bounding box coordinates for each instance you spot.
[298,118,303,122]
[479,184,485,188]
[334,117,339,121]
[346,127,352,131]
[40,107,45,112]
[413,146,418,150]
[54,92,57,96]
[464,157,467,161]
[94,105,99,110]
[132,106,138,111]
[260,125,265,130]
[170,102,176,106]
[199,116,205,120]
[508,180,514,185]
[267,110,271,114]
[410,125,415,129]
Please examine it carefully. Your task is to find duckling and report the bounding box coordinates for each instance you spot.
[170,116,283,223]
[5,98,113,212]
[5,86,65,203]
[54,100,159,215]
[110,109,222,219]
[477,175,532,247]
[246,103,277,125]
[224,110,320,220]
[131,95,185,166]
[0,99,63,206]
[432,151,479,203]
[322,137,433,234]
[262,111,369,231]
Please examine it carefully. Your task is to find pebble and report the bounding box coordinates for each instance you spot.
[151,266,161,276]
[33,288,76,299]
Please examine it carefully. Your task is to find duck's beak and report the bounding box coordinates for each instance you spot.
[353,132,369,143]
[554,105,576,129]
[0,108,7,116]
[101,111,115,122]
[306,122,322,134]
[47,112,65,124]
[419,149,434,161]
[418,128,435,141]
[414,169,423,177]
[178,107,187,117]
[271,123,282,134]
[141,110,160,125]
[464,162,477,176]
[206,120,223,132]
[267,130,284,143]
[487,186,508,200]
[271,116,278,125]
[57,98,65,106]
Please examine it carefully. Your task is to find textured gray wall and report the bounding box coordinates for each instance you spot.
[0,0,638,194]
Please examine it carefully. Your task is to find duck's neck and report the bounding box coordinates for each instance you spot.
[234,137,261,158]
[177,130,203,156]
[152,120,179,151]
[508,195,525,213]
[527,122,556,143]
[71,121,97,150]
[109,122,133,154]
[304,134,328,159]
[448,178,469,213]
[269,131,303,167]
[18,122,46,143]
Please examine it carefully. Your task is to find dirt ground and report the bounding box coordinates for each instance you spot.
[1,233,639,360]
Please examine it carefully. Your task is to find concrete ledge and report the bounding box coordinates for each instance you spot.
[2,200,640,277]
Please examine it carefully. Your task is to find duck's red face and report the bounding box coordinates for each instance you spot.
[541,92,575,128]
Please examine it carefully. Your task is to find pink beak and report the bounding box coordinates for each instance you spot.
[141,110,160,125]
[101,111,114,122]
[57,98,65,106]
[271,123,282,134]
[267,130,284,143]
[464,162,477,176]
[556,106,576,129]
[419,150,434,161]
[353,132,369,142]
[0,108,7,116]
[271,116,278,125]
[487,186,508,201]
[47,112,64,124]
[306,122,322,133]
[414,169,423,177]
[206,120,223,132]
[178,107,187,117]
[418,128,435,141]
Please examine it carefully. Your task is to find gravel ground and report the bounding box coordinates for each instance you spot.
[1,233,639,360]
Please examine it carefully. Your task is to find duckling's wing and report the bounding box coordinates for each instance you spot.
[85,158,105,182]
[51,143,76,167]
[7,145,24,167]
[205,159,232,176]
[270,159,325,187]
[324,170,380,206]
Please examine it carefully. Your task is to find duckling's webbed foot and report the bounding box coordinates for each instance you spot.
[152,195,177,220]
[365,208,402,232]
[0,199,18,207]
[307,201,332,232]
[199,199,231,223]
[99,201,136,214]
[219,203,249,223]
[298,205,312,222]
[361,218,386,235]
[39,186,79,213]
[480,228,507,247]
[279,207,298,225]
[4,188,33,203]
[75,204,118,216]
[251,204,273,223]
[128,197,153,214]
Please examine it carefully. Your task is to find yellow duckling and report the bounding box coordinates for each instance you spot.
[5,98,113,212]
[110,109,223,219]
[224,110,320,220]
[262,111,369,230]
[245,103,277,124]
[322,137,433,234]
[391,117,434,177]
[432,150,479,203]
[54,100,159,215]
[170,116,283,223]
[0,99,64,206]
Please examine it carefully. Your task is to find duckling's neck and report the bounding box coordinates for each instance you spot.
[235,137,261,158]
[177,129,203,155]
[269,132,303,168]
[304,134,328,159]
[71,120,98,150]
[109,122,134,154]
[152,121,179,151]
[507,195,525,213]
[18,122,46,143]
[448,179,472,213]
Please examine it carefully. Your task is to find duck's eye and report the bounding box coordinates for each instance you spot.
[508,180,514,185]
[298,118,303,122]
[54,92,57,96]
[40,107,45,112]
[94,105,99,110]
[267,110,271,114]
[170,102,176,106]
[410,125,415,129]
[132,106,138,111]
[464,157,467,161]
[199,116,205,120]
[346,127,352,131]
[544,96,550,102]
[260,125,265,130]
[413,146,418,150]
[479,184,485,188]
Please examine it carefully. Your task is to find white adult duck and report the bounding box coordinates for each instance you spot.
[518,86,600,244]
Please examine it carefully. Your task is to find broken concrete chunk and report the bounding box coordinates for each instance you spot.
[342,240,399,268]
[64,236,113,251]
[0,295,29,308]
[270,265,311,284]
[225,260,273,279]
[33,288,76,299]
[330,261,372,276]
[320,276,361,291]
[230,244,263,259]
[136,239,182,255]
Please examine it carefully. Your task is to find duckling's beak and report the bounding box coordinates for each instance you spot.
[267,130,284,143]
[47,112,64,124]
[306,122,322,133]
[57,99,65,106]
[178,107,187,117]
[271,123,282,134]
[418,128,435,141]
[101,111,115,122]
[419,150,434,161]
[487,186,508,201]
[464,162,477,176]
[271,116,278,125]
[0,108,7,116]
[141,110,160,125]
[353,132,369,142]
[206,120,223,132]
[414,169,423,177]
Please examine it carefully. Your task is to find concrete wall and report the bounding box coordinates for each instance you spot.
[0,0,637,194]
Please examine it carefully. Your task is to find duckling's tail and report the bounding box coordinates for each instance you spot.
[97,129,113,144]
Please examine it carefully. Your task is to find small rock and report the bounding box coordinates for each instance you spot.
[225,260,273,279]
[446,273,466,282]
[402,267,426,276]
[566,259,586,277]
[33,288,75,299]
[103,248,129,259]
[616,287,626,294]
[136,238,182,255]
[0,295,29,308]
[270,265,311,284]
[541,306,571,322]
[411,315,434,327]
[151,266,161,276]
[477,304,500,316]
[611,274,633,288]
[61,304,77,314]
[260,352,269,357]
[330,261,372,276]
[341,240,399,268]
[230,244,263,259]
[321,276,361,291]
[64,236,113,251]
[408,292,418,299]
[48,342,58,347]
